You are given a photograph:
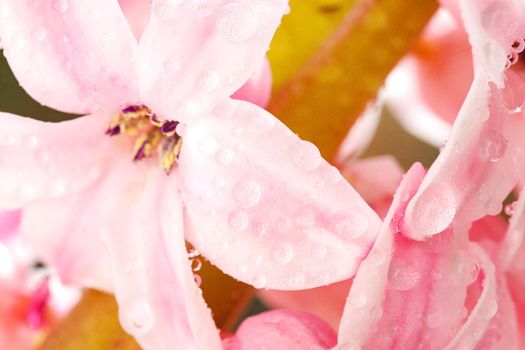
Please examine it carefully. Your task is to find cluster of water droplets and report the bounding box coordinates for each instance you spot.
[187,247,203,287]
[501,37,525,115]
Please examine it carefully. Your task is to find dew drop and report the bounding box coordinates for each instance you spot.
[485,300,498,319]
[505,201,518,216]
[349,295,367,309]
[197,70,220,92]
[232,180,262,208]
[31,26,46,42]
[370,306,383,320]
[22,135,38,150]
[290,273,305,288]
[193,273,202,287]
[409,184,457,237]
[163,56,180,74]
[388,262,420,291]
[275,218,292,233]
[292,141,322,171]
[511,38,525,53]
[153,0,183,20]
[251,113,275,132]
[311,244,327,260]
[199,137,218,155]
[335,214,368,239]
[35,149,50,167]
[215,148,234,165]
[51,0,69,13]
[485,198,503,216]
[501,70,525,114]
[228,210,249,232]
[295,208,315,227]
[253,275,266,289]
[425,313,441,329]
[272,245,294,266]
[213,177,225,188]
[218,3,258,43]
[480,130,507,162]
[121,299,154,336]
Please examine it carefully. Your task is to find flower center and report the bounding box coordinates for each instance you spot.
[106,104,182,174]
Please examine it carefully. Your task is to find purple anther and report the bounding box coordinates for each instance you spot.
[160,120,179,135]
[133,141,148,161]
[149,113,162,126]
[122,104,143,113]
[105,125,121,136]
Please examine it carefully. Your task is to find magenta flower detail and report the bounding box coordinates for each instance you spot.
[0,0,382,348]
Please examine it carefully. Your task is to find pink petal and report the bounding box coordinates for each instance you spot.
[0,0,138,114]
[225,310,337,350]
[20,162,130,292]
[137,0,288,122]
[231,57,273,108]
[257,281,351,330]
[177,99,382,290]
[0,210,21,240]
[0,113,113,209]
[338,164,498,349]
[103,167,221,349]
[118,0,151,40]
[404,0,525,240]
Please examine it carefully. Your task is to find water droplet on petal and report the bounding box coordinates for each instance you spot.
[425,312,441,328]
[251,113,275,132]
[335,214,368,239]
[253,275,266,289]
[153,0,183,20]
[215,148,234,165]
[480,130,507,162]
[501,71,525,113]
[311,244,327,260]
[31,26,46,42]
[292,141,322,171]
[228,210,249,232]
[272,245,294,266]
[505,201,518,216]
[349,295,367,309]
[388,262,420,291]
[233,180,261,208]
[370,306,383,320]
[121,299,154,336]
[197,70,220,92]
[511,38,525,53]
[409,184,457,237]
[218,3,258,43]
[51,0,69,13]
[290,273,305,288]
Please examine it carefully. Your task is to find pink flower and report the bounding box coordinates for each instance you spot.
[0,1,382,348]
[223,310,337,350]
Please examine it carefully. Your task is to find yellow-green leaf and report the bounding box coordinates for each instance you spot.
[269,0,438,160]
[40,262,253,350]
[39,290,140,350]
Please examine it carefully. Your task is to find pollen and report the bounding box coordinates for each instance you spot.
[106,104,182,174]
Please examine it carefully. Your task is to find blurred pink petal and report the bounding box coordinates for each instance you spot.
[0,210,20,240]
[224,310,337,350]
